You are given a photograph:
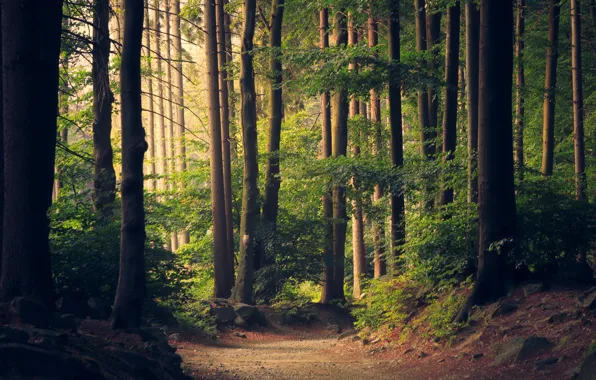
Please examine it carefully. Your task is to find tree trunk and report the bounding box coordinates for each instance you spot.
[261,0,285,263]
[439,1,460,206]
[456,0,516,322]
[514,0,525,180]
[0,0,62,305]
[93,0,116,221]
[144,0,156,191]
[319,9,335,305]
[389,0,405,275]
[541,0,560,177]
[224,0,237,155]
[571,0,587,200]
[206,0,233,298]
[466,1,480,204]
[217,0,235,263]
[0,5,3,276]
[415,0,431,158]
[154,0,168,191]
[231,0,258,304]
[111,0,148,329]
[426,9,441,156]
[331,11,348,301]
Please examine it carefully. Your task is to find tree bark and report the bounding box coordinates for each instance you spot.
[111,0,148,329]
[456,0,516,322]
[154,0,168,191]
[439,1,460,206]
[389,0,405,275]
[466,1,480,204]
[0,0,62,305]
[0,5,3,276]
[571,0,587,200]
[206,0,233,298]
[415,0,431,158]
[541,0,560,177]
[93,0,116,221]
[144,0,156,191]
[224,0,237,154]
[514,0,525,180]
[426,9,441,156]
[232,0,258,304]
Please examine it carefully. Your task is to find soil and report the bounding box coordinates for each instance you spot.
[174,287,596,380]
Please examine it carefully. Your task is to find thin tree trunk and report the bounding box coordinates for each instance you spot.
[426,9,441,156]
[456,0,516,322]
[93,0,116,221]
[389,0,405,275]
[571,0,587,200]
[224,0,237,154]
[154,0,167,191]
[415,0,431,158]
[541,0,560,177]
[439,1,460,206]
[466,1,480,204]
[232,0,258,304]
[261,0,285,263]
[0,5,3,276]
[145,0,156,191]
[55,54,69,200]
[319,8,335,305]
[111,0,147,329]
[0,0,62,305]
[514,0,525,180]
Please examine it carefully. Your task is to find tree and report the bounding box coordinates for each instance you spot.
[388,0,405,273]
[206,0,233,298]
[0,5,3,276]
[154,0,168,191]
[0,0,63,305]
[514,0,525,179]
[415,0,431,158]
[457,0,516,321]
[144,0,157,191]
[426,6,441,156]
[93,0,116,221]
[232,0,259,304]
[571,0,587,200]
[541,0,560,177]
[261,0,286,263]
[466,0,480,203]
[439,0,460,206]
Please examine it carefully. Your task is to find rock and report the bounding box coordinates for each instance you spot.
[337,329,357,340]
[0,326,30,343]
[27,328,69,346]
[472,353,484,360]
[578,288,596,310]
[403,348,414,355]
[494,336,553,365]
[490,301,519,319]
[234,315,248,327]
[535,357,558,371]
[418,351,429,359]
[169,333,181,342]
[87,297,112,320]
[548,312,569,324]
[252,308,268,326]
[578,352,596,380]
[522,283,543,297]
[52,313,77,330]
[55,296,86,318]
[351,336,360,342]
[9,297,52,328]
[233,332,247,339]
[0,302,10,324]
[233,303,257,321]
[326,324,341,334]
[212,306,236,324]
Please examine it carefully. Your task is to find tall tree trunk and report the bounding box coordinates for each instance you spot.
[571,0,587,200]
[0,5,3,276]
[224,0,237,154]
[154,0,167,191]
[466,1,480,204]
[55,55,69,201]
[0,0,62,305]
[145,0,156,191]
[369,15,386,278]
[261,0,285,262]
[217,0,234,263]
[439,1,460,206]
[232,0,258,304]
[415,0,431,158]
[389,0,405,274]
[111,0,148,329]
[349,16,366,298]
[541,0,560,177]
[93,0,116,221]
[426,8,441,156]
[172,0,189,245]
[456,0,516,322]
[331,11,348,301]
[514,0,525,180]
[206,0,233,298]
[319,9,335,305]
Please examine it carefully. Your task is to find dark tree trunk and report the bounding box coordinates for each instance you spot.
[426,9,441,156]
[153,0,167,191]
[415,0,431,158]
[571,0,587,200]
[388,0,405,274]
[224,0,236,133]
[466,1,480,204]
[514,0,525,180]
[319,9,335,305]
[261,0,285,264]
[231,0,258,304]
[0,0,62,305]
[93,0,116,221]
[541,0,560,177]
[439,1,460,206]
[144,0,156,191]
[456,0,516,322]
[206,0,233,298]
[0,5,3,276]
[112,0,147,329]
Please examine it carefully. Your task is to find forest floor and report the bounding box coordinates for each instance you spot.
[173,286,596,380]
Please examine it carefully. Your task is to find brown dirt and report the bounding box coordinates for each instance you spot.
[175,287,596,380]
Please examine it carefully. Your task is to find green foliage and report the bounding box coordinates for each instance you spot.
[411,289,465,341]
[271,280,322,308]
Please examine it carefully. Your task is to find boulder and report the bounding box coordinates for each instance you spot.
[55,296,86,318]
[490,301,519,319]
[494,336,552,365]
[578,288,596,310]
[233,303,257,321]
[579,352,596,380]
[212,305,236,324]
[234,315,248,328]
[522,283,543,297]
[9,297,52,328]
[534,357,558,371]
[53,313,77,330]
[0,326,30,343]
[87,297,112,320]
[547,312,569,324]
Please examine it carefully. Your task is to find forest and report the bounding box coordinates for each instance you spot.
[1,0,596,379]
